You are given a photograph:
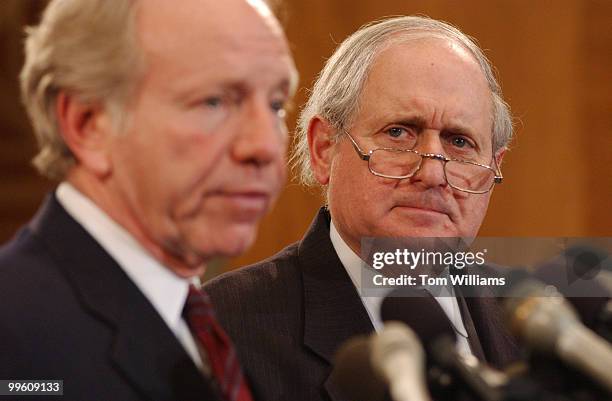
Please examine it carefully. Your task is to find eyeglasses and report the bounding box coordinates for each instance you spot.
[345,132,503,194]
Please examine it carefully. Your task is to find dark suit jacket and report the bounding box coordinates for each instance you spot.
[205,208,520,401]
[0,195,222,401]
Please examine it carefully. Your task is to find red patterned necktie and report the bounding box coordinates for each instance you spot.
[183,284,254,401]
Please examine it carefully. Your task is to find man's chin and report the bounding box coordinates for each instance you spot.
[380,223,459,239]
[389,230,458,239]
[167,263,206,279]
[207,223,259,258]
[381,210,456,237]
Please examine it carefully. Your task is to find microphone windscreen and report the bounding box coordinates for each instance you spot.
[380,288,454,348]
[330,336,387,401]
[534,246,610,329]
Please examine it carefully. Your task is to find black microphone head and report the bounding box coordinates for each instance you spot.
[533,246,611,329]
[565,245,610,275]
[534,246,610,292]
[380,288,454,349]
[330,336,387,401]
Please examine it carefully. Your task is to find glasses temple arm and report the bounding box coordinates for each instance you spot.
[344,131,370,161]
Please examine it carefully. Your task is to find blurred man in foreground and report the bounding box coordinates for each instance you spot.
[0,0,296,400]
[206,16,519,401]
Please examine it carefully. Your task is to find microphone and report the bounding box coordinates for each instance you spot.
[331,335,388,401]
[504,276,612,394]
[331,322,431,401]
[381,290,517,401]
[428,335,511,401]
[381,289,556,401]
[533,245,611,339]
[371,322,431,401]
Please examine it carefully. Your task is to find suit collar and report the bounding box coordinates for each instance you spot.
[456,293,487,360]
[55,182,191,334]
[29,195,217,400]
[297,208,374,401]
[298,208,374,364]
[462,291,521,368]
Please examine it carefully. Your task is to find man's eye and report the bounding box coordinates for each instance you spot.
[270,100,287,118]
[451,136,472,148]
[386,127,406,138]
[203,97,224,108]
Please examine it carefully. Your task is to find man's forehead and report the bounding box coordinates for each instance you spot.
[379,35,481,67]
[134,0,294,86]
[370,38,485,85]
[356,95,489,130]
[136,0,287,50]
[354,38,492,133]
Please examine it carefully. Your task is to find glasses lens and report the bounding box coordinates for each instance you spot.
[445,161,495,192]
[369,149,421,178]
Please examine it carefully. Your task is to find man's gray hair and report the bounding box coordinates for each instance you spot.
[20,0,144,180]
[293,15,513,187]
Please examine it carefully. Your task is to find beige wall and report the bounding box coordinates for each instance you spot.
[1,1,610,275]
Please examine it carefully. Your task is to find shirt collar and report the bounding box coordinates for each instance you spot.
[329,219,469,338]
[56,182,194,333]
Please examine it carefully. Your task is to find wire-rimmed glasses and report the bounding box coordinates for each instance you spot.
[345,132,503,194]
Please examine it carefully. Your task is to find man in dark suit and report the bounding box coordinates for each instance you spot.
[0,0,297,400]
[206,16,520,401]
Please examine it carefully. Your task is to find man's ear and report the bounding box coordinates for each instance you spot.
[307,116,337,185]
[56,91,115,178]
[494,147,506,167]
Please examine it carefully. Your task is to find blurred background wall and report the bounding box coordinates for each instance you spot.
[1,0,610,276]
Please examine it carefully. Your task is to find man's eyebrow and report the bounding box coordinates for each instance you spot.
[275,78,291,93]
[443,123,474,135]
[386,116,428,129]
[382,115,478,137]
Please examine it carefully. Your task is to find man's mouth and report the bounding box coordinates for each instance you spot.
[395,205,446,214]
[210,188,273,217]
[392,190,456,221]
[393,202,450,215]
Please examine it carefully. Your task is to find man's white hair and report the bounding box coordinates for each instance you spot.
[20,0,144,180]
[292,15,513,187]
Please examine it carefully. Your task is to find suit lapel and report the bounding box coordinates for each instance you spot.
[298,208,374,401]
[455,294,487,361]
[463,295,521,369]
[29,196,218,400]
[456,283,520,369]
[109,297,215,401]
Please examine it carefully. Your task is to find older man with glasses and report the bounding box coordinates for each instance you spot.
[206,15,519,401]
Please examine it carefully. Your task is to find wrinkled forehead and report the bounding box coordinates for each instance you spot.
[361,38,492,121]
[353,38,494,146]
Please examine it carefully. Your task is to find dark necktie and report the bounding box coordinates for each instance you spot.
[183,284,254,401]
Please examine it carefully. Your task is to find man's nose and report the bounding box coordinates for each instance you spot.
[232,98,287,167]
[409,135,448,189]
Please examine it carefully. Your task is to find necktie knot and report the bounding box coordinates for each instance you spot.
[184,285,215,322]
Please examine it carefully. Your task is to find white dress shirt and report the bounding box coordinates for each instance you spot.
[56,182,205,370]
[329,220,473,355]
